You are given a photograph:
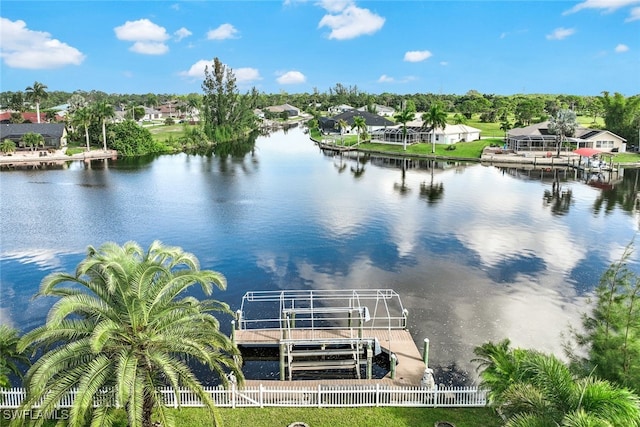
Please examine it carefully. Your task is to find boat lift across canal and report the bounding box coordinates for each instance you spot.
[232,289,432,386]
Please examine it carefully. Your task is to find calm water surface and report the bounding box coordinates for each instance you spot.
[1,127,639,384]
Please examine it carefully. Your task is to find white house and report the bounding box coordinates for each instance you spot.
[356,104,396,117]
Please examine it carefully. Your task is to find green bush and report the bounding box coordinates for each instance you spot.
[109,120,164,157]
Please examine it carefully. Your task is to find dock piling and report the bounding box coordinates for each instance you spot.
[423,338,430,368]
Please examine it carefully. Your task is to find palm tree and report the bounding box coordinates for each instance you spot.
[25,81,48,123]
[72,107,92,152]
[92,101,115,151]
[473,340,640,426]
[394,108,415,151]
[0,325,30,389]
[548,109,578,157]
[351,115,367,145]
[337,118,348,145]
[16,241,243,427]
[0,139,16,155]
[422,104,448,153]
[21,132,44,151]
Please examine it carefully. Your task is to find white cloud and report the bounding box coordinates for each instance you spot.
[235,67,261,83]
[378,74,394,83]
[276,70,306,84]
[174,27,192,41]
[0,18,85,69]
[546,27,576,40]
[130,41,169,55]
[564,0,640,14]
[114,19,169,41]
[615,43,629,52]
[207,23,239,40]
[404,50,432,62]
[114,19,169,55]
[180,59,261,84]
[440,61,449,66]
[627,6,640,21]
[318,2,385,40]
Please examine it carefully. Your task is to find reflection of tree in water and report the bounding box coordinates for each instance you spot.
[350,152,368,179]
[420,160,444,204]
[333,154,347,174]
[393,158,411,195]
[593,168,640,216]
[211,131,258,158]
[543,169,573,215]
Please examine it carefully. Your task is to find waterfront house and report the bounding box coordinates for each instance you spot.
[0,123,68,148]
[507,122,627,153]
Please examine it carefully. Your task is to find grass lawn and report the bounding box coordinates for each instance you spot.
[147,123,185,142]
[13,407,501,427]
[358,139,500,159]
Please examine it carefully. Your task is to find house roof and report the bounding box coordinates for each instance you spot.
[508,121,626,141]
[331,110,394,127]
[265,103,300,113]
[357,104,395,114]
[0,123,66,139]
[402,120,481,134]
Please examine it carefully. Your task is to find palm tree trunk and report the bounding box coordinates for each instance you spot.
[102,122,107,151]
[432,130,436,153]
[84,125,90,151]
[36,103,41,124]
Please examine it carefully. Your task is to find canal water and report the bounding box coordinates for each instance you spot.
[1,126,639,385]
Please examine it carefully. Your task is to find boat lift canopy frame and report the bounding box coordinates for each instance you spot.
[236,289,408,333]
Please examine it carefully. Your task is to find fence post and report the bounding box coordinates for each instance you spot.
[259,384,264,408]
[375,383,380,407]
[317,384,322,408]
[234,383,238,409]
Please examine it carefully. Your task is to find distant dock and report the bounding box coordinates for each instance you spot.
[232,289,430,387]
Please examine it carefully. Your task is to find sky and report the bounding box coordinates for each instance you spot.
[1,0,639,97]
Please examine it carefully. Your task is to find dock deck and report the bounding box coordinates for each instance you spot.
[233,289,428,387]
[235,328,426,386]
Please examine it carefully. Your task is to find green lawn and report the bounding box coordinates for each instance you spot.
[358,139,500,159]
[8,407,501,427]
[147,123,185,143]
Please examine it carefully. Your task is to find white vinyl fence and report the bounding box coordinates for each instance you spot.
[1,384,486,409]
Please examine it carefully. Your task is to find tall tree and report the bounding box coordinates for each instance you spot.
[25,81,48,123]
[8,92,25,112]
[201,57,257,142]
[72,107,92,151]
[422,103,447,153]
[394,106,415,151]
[567,244,640,393]
[600,92,640,149]
[15,241,243,427]
[92,101,115,150]
[548,109,578,156]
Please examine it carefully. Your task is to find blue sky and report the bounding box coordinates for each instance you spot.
[1,0,639,96]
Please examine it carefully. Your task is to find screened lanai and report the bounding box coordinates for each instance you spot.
[506,135,581,152]
[370,127,420,144]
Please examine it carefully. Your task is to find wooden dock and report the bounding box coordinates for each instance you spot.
[235,328,426,387]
